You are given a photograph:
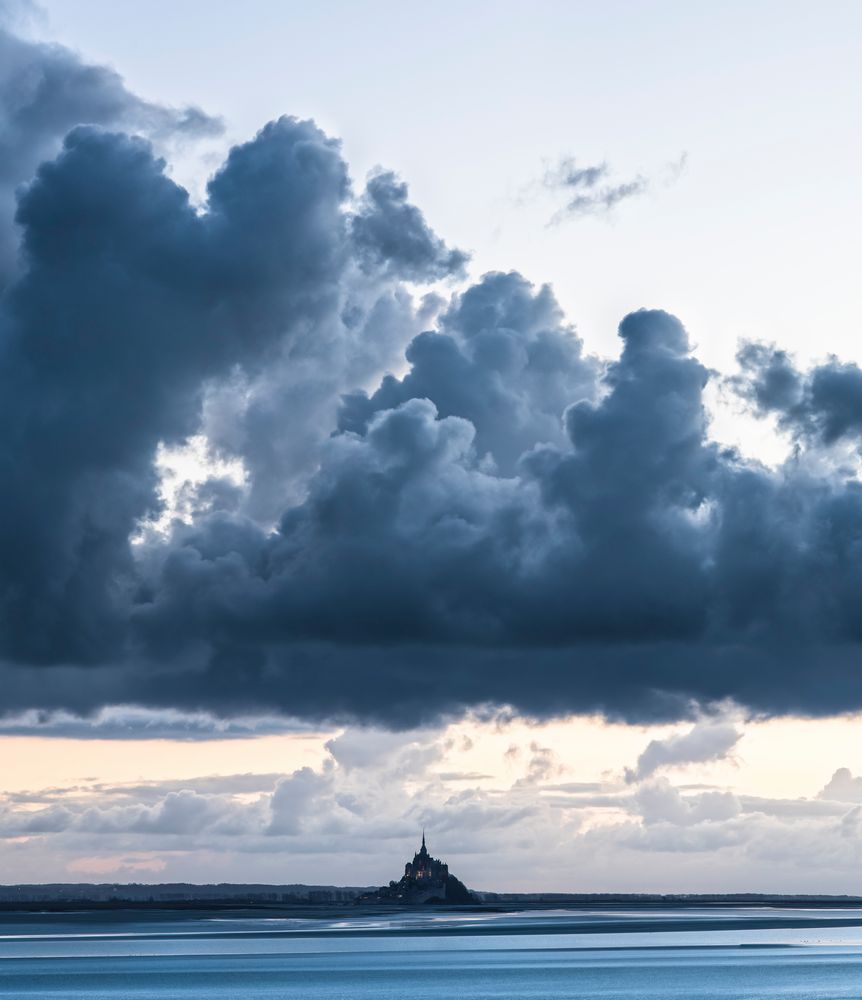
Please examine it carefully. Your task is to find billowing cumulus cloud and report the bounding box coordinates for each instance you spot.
[350,169,469,281]
[0,114,360,665]
[339,270,599,473]
[818,768,862,804]
[734,342,862,449]
[5,20,862,730]
[634,779,740,827]
[0,16,221,287]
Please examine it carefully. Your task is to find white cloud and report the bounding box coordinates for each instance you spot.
[625,721,742,783]
[819,767,862,804]
[2,720,862,893]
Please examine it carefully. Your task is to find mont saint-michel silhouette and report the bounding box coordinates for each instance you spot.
[359,832,473,904]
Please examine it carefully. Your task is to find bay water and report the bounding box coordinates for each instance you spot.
[3,906,862,998]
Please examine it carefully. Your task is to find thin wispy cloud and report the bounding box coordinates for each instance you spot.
[534,151,686,224]
[0,707,318,740]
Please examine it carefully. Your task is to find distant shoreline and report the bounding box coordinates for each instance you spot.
[3,887,862,915]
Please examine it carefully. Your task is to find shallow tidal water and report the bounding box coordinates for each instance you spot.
[3,906,862,998]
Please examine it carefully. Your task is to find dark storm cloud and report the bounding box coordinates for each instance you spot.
[0,114,356,664]
[0,21,220,286]
[115,309,862,725]
[734,342,862,448]
[0,707,314,739]
[5,21,862,730]
[351,169,468,281]
[339,271,599,473]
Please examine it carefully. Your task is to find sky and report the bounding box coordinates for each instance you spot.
[2,0,862,891]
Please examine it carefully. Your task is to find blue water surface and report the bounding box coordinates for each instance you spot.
[3,906,862,998]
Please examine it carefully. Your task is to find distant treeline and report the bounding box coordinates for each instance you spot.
[0,883,371,906]
[3,884,862,910]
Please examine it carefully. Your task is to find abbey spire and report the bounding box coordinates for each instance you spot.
[358,831,473,904]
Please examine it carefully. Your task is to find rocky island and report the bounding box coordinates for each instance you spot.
[359,833,474,905]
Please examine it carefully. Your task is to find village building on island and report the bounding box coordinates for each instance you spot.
[359,832,473,904]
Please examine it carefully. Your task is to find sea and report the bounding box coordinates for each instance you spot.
[3,905,862,998]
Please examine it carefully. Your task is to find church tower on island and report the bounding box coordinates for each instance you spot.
[359,831,473,905]
[403,830,449,884]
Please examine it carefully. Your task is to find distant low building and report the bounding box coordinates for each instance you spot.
[359,832,474,905]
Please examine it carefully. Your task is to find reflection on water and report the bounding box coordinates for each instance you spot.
[3,907,862,998]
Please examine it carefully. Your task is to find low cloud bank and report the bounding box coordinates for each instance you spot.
[1,725,861,892]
